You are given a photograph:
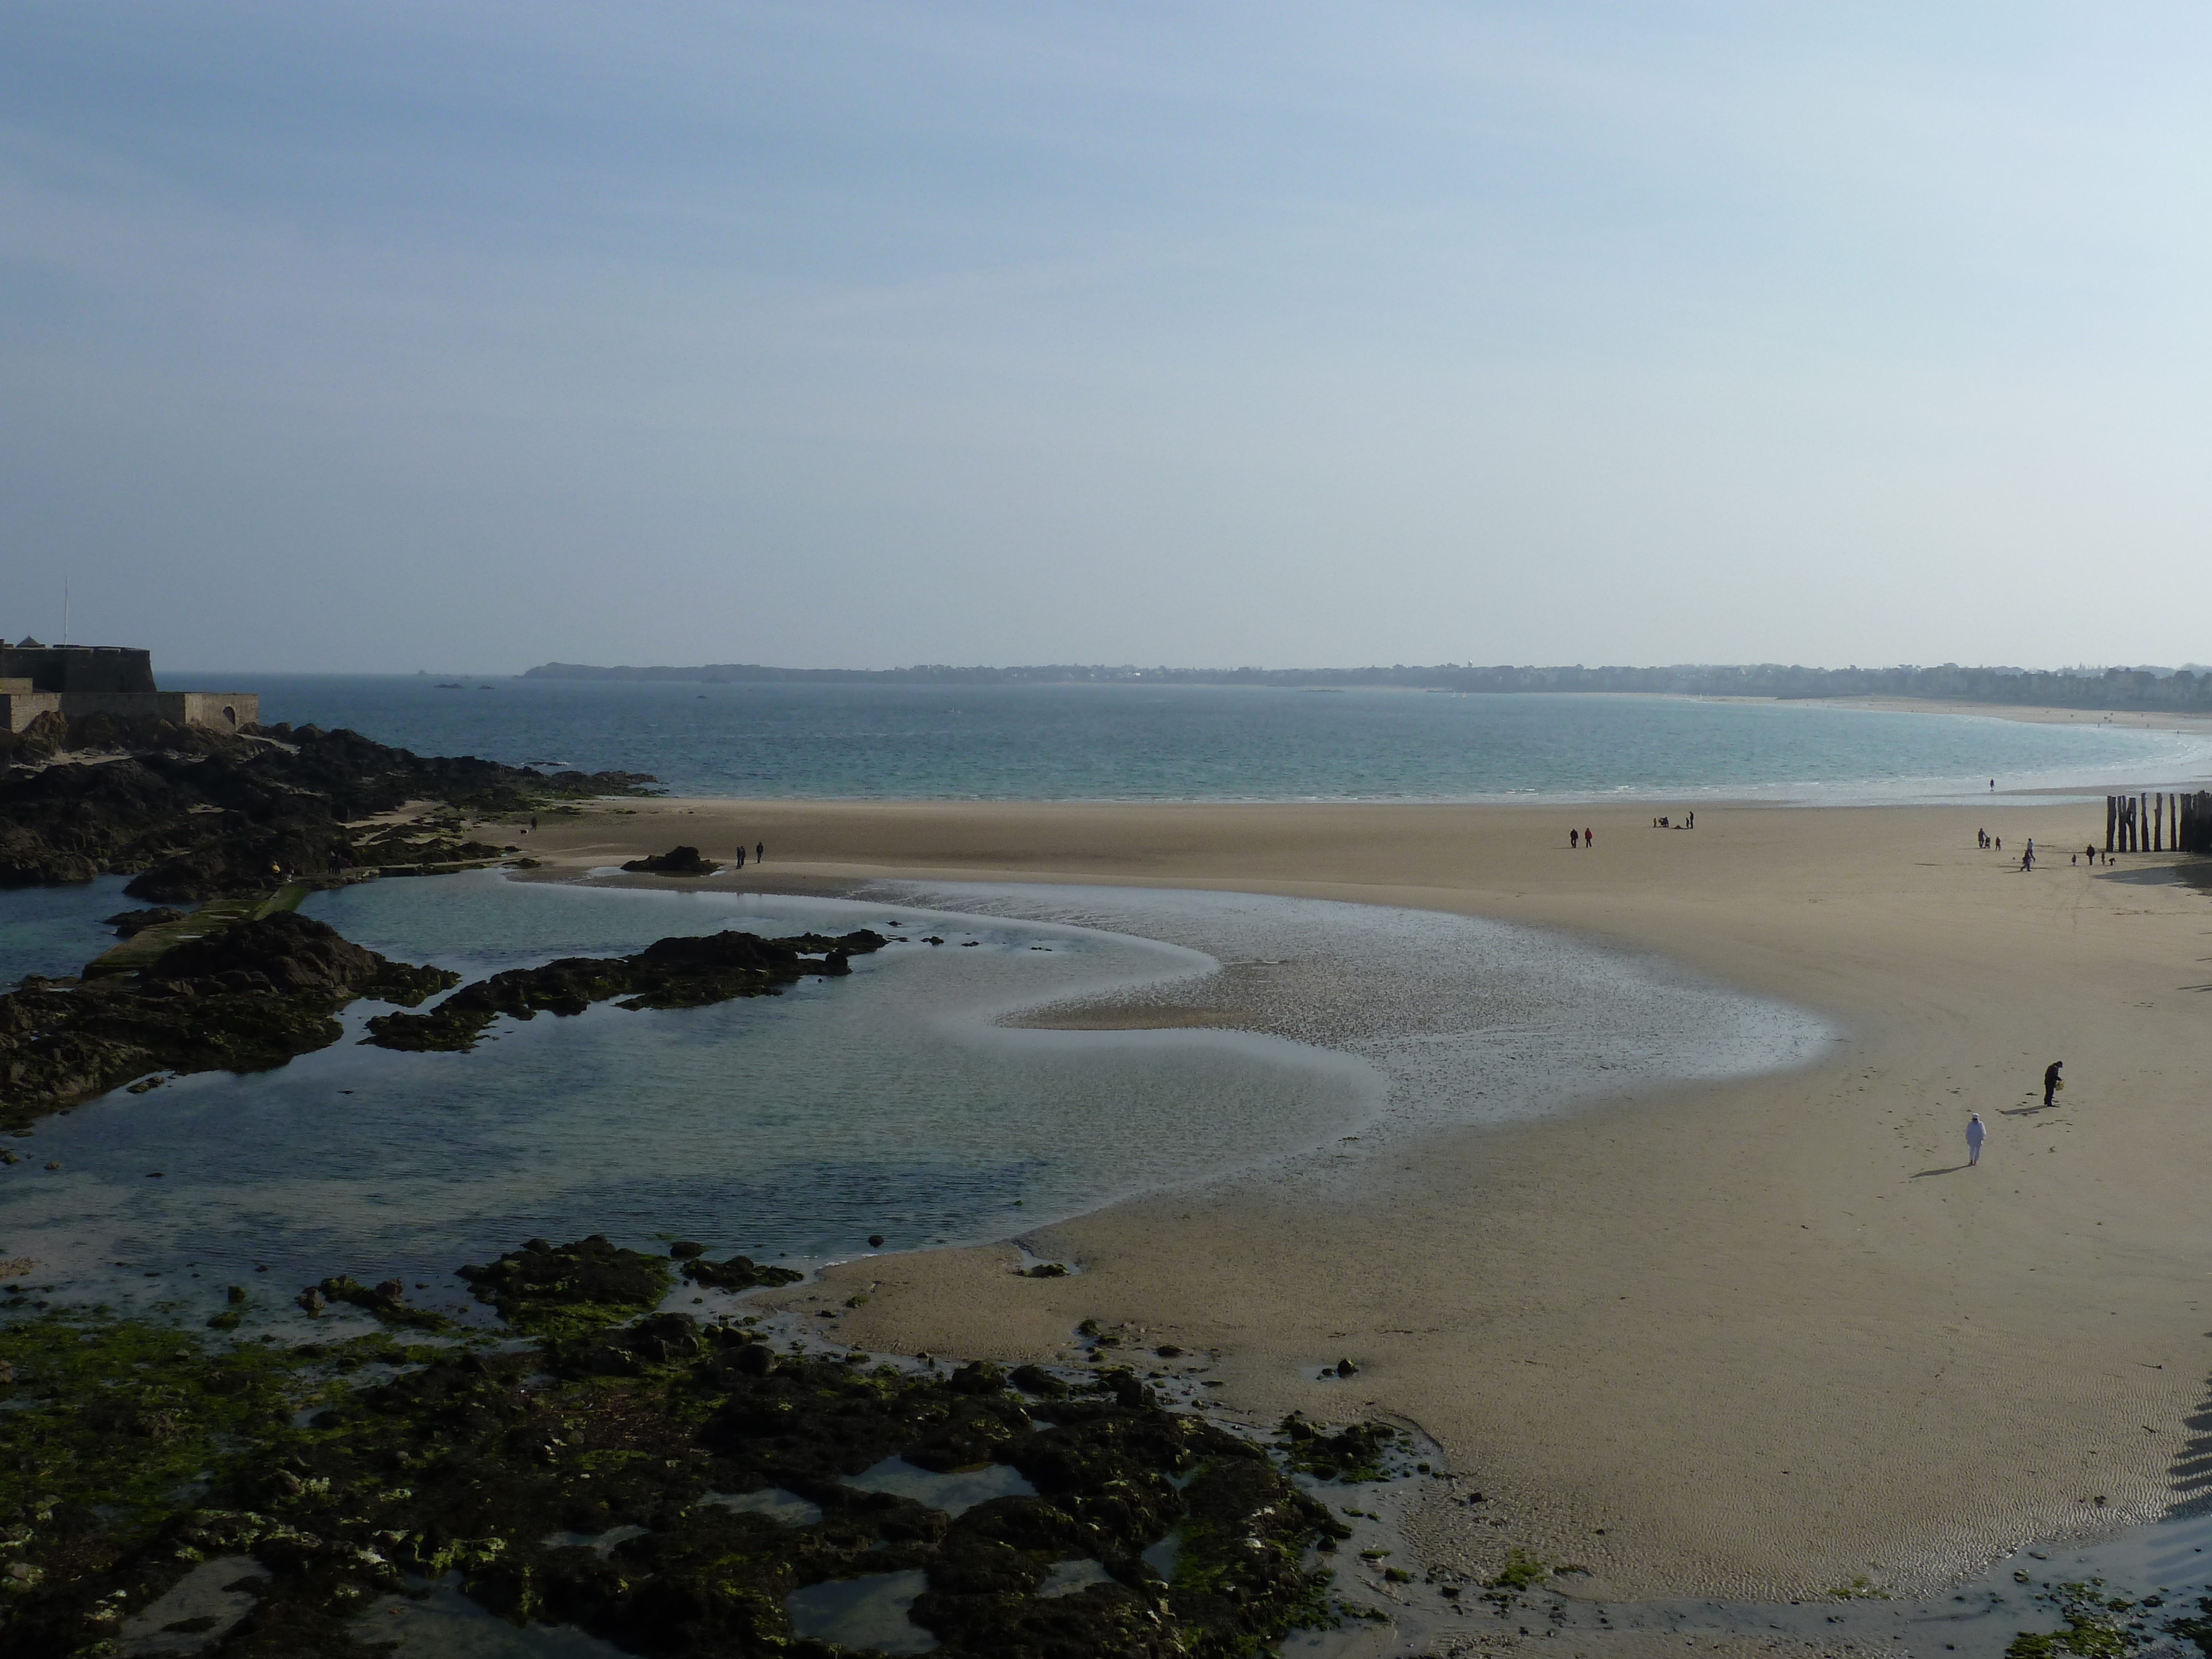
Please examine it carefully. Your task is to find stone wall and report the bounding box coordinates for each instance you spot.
[0,691,62,734]
[175,692,259,731]
[0,691,259,734]
[0,646,156,694]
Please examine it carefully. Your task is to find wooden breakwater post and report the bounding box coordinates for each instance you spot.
[2106,795,2117,852]
[2179,790,2212,857]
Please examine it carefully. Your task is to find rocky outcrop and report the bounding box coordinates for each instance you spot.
[0,1241,1351,1659]
[679,1251,805,1291]
[0,716,656,899]
[455,1235,674,1337]
[619,844,719,875]
[362,927,887,1052]
[0,912,457,1129]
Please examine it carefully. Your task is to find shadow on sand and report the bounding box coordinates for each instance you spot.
[2171,1361,2212,1520]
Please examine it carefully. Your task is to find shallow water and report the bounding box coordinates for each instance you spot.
[703,1486,823,1527]
[166,672,2212,805]
[358,1574,628,1658]
[0,874,137,984]
[880,881,1844,1150]
[0,873,1381,1317]
[843,1455,1038,1517]
[785,1568,936,1654]
[1035,1558,1114,1598]
[0,870,1839,1323]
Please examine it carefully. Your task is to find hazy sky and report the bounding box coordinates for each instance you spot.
[6,3,2210,674]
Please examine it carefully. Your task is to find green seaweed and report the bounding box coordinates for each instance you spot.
[3,1240,1344,1658]
[455,1235,672,1337]
[2007,1582,2145,1659]
[1274,1413,1400,1483]
[1488,1548,1556,1592]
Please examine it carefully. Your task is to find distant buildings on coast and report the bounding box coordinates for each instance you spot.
[0,640,258,734]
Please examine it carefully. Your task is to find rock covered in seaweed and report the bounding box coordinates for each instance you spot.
[362,927,888,1052]
[0,1264,1352,1659]
[679,1251,804,1291]
[455,1235,674,1336]
[0,912,459,1130]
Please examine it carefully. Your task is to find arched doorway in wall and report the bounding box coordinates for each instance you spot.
[222,705,237,726]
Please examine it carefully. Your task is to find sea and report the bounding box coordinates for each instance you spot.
[163,672,2212,804]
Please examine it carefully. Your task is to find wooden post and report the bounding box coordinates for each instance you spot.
[2107,795,2116,852]
[2156,792,2163,852]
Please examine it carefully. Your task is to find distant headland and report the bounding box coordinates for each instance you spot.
[523,658,2212,714]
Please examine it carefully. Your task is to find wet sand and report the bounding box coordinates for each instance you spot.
[518,797,2212,1601]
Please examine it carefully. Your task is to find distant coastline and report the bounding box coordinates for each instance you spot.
[521,658,2212,716]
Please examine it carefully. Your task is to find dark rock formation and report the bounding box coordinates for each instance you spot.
[678,1252,804,1292]
[619,844,719,875]
[0,912,457,1130]
[455,1235,674,1337]
[362,927,888,1053]
[1275,1412,1400,1481]
[0,1266,1351,1658]
[0,714,655,898]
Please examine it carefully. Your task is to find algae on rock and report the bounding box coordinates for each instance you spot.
[2,1235,1352,1659]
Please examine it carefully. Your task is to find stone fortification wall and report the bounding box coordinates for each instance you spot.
[174,692,258,730]
[0,645,156,694]
[0,691,62,734]
[0,691,260,734]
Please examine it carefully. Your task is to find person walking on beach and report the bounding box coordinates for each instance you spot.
[756,841,764,863]
[1966,1113,1986,1166]
[1584,827,1594,848]
[1571,828,1579,849]
[2043,1060,2063,1107]
[734,845,745,869]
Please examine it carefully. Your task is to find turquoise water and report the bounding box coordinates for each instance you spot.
[165,674,2209,803]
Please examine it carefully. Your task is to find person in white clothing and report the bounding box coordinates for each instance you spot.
[1965,1113,1986,1167]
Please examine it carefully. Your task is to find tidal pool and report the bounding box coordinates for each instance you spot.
[0,872,1382,1316]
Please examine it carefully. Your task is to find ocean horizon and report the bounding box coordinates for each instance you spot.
[164,672,2212,806]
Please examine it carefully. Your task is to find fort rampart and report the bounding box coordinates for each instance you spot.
[0,645,256,734]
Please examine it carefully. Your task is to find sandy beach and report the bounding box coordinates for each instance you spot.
[517,794,2212,1605]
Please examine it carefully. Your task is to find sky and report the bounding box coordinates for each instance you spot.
[4,2,2211,675]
